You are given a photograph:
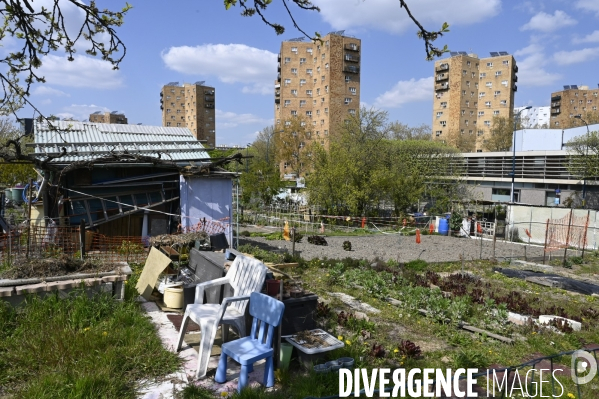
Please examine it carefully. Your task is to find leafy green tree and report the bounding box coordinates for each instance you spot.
[444,129,475,152]
[307,107,389,215]
[0,119,36,187]
[386,122,431,140]
[483,116,521,152]
[566,130,599,182]
[383,140,462,216]
[239,126,285,206]
[275,117,313,178]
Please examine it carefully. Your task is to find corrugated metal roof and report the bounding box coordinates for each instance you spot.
[33,121,210,164]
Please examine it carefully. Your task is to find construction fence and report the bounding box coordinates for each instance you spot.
[507,205,598,252]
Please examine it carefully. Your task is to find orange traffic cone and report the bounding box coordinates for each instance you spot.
[477,223,482,234]
[429,222,434,234]
[416,229,421,244]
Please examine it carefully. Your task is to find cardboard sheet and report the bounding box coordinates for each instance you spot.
[136,247,173,299]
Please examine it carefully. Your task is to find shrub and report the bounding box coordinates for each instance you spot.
[343,240,352,251]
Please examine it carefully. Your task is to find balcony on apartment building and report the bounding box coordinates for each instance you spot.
[343,65,360,74]
[551,108,560,115]
[205,103,215,109]
[435,64,449,72]
[344,54,360,63]
[345,44,360,52]
[436,74,448,81]
[435,82,449,91]
[513,65,518,73]
[551,95,561,102]
[551,101,560,107]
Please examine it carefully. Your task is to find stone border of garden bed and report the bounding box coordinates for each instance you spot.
[0,263,131,306]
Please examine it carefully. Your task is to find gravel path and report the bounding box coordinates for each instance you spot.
[239,234,546,263]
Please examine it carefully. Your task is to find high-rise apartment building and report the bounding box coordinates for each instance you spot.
[432,52,518,152]
[275,32,361,171]
[514,106,550,128]
[550,85,599,129]
[160,82,215,147]
[89,111,128,124]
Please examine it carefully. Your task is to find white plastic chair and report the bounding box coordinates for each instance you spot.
[176,254,268,379]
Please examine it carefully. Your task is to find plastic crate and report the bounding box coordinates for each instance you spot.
[281,294,318,336]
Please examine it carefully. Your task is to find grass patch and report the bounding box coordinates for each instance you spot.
[0,268,180,398]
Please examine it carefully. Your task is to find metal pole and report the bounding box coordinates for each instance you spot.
[575,115,590,207]
[543,219,549,265]
[26,178,34,259]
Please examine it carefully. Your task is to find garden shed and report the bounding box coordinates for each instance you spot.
[29,121,238,239]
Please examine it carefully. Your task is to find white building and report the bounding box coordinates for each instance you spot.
[514,106,550,128]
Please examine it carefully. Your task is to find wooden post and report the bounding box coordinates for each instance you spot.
[492,222,497,260]
[582,210,590,259]
[543,219,549,265]
[563,210,573,267]
[479,223,483,259]
[26,178,34,259]
[80,219,86,260]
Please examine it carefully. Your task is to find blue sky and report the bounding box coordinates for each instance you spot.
[15,0,599,146]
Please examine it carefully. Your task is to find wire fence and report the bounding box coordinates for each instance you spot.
[0,223,149,265]
[238,210,439,235]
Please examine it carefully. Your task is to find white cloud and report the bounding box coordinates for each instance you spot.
[374,77,433,108]
[514,44,561,87]
[57,104,110,121]
[313,0,500,34]
[573,30,599,44]
[520,10,577,32]
[32,86,70,97]
[576,0,599,16]
[162,44,277,95]
[553,47,599,65]
[38,55,123,89]
[216,109,272,129]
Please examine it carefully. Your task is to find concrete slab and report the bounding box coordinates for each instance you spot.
[331,292,380,314]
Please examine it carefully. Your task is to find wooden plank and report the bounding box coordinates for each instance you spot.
[460,324,514,344]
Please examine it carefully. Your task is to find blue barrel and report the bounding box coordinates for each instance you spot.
[438,218,449,236]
